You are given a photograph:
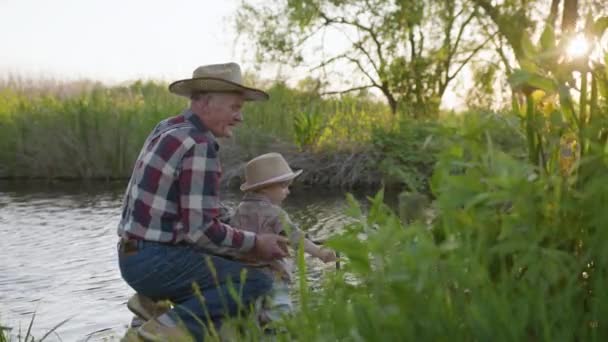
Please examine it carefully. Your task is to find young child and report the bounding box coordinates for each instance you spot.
[231,152,336,323]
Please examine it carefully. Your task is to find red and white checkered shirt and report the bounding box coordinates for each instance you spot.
[117,109,256,254]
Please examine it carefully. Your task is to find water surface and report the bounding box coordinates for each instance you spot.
[0,181,373,341]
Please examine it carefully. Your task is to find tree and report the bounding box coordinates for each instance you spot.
[236,0,494,117]
[469,0,608,66]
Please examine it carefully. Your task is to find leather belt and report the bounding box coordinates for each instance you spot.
[118,236,189,256]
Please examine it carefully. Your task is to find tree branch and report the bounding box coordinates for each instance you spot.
[447,31,498,82]
[561,0,578,35]
[451,10,478,58]
[470,0,528,60]
[547,0,560,28]
[345,55,381,88]
[320,85,375,95]
[353,39,380,76]
[311,52,379,88]
[311,53,350,71]
[316,8,387,71]
[478,16,514,73]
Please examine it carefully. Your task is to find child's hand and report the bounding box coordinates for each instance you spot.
[319,248,337,263]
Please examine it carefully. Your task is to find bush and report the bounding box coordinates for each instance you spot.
[239,124,608,341]
[370,111,526,194]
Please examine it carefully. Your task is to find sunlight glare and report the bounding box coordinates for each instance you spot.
[566,34,590,59]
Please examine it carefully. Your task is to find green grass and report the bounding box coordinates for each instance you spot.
[0,79,394,182]
[0,314,69,342]
[0,81,184,179]
[224,118,608,341]
[235,82,393,150]
[180,133,608,341]
[0,78,527,193]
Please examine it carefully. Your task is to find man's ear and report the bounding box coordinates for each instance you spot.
[192,96,209,112]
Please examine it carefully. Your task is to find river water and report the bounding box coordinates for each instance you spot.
[0,181,374,341]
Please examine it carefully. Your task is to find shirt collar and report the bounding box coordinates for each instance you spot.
[183,109,220,150]
[242,192,273,204]
[184,109,206,132]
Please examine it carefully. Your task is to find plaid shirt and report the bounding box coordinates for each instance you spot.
[117,109,256,254]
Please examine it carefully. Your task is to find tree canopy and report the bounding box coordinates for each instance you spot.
[236,0,608,115]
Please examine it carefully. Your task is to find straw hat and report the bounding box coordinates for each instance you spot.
[169,62,269,101]
[240,153,303,191]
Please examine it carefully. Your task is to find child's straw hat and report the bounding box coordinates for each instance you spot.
[240,153,302,191]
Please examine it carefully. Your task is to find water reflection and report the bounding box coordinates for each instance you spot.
[0,181,377,341]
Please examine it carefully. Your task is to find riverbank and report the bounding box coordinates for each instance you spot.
[0,139,383,190]
[0,80,392,188]
[0,79,526,193]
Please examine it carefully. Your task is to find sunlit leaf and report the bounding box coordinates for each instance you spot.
[592,16,608,37]
[521,32,538,59]
[539,24,556,51]
[519,59,540,73]
[509,69,557,93]
[558,84,576,124]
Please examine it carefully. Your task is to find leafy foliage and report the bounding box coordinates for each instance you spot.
[237,0,489,116]
[371,111,526,194]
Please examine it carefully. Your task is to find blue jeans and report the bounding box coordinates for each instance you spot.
[118,241,272,341]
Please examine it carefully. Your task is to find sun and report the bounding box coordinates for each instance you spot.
[566,34,590,59]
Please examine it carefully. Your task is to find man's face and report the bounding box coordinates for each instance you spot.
[196,93,245,138]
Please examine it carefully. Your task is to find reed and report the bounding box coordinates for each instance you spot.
[0,79,393,182]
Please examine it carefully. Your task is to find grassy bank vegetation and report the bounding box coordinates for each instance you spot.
[0,78,526,194]
[211,33,608,339]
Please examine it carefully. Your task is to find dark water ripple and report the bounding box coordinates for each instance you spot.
[0,182,368,341]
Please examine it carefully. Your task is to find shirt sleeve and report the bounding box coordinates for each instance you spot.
[178,139,256,253]
[271,208,305,246]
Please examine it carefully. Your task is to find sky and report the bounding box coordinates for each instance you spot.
[0,0,248,82]
[0,0,466,109]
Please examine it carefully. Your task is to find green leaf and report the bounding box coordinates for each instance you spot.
[539,25,556,51]
[527,74,557,93]
[345,193,363,218]
[519,59,540,73]
[325,233,371,275]
[508,69,557,93]
[605,52,608,79]
[508,69,531,87]
[597,74,608,99]
[521,32,538,59]
[558,85,577,125]
[592,16,608,37]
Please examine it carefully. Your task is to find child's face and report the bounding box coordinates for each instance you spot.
[260,181,291,205]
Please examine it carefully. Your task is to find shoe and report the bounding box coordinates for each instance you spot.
[130,315,145,328]
[137,319,193,342]
[127,294,169,321]
[120,327,143,342]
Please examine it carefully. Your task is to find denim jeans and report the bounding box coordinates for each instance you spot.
[118,241,272,341]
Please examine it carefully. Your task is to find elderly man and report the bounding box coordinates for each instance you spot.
[117,63,288,341]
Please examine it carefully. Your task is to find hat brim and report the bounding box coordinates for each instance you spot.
[240,169,303,192]
[168,77,269,102]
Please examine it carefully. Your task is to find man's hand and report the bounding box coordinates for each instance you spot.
[251,234,289,261]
